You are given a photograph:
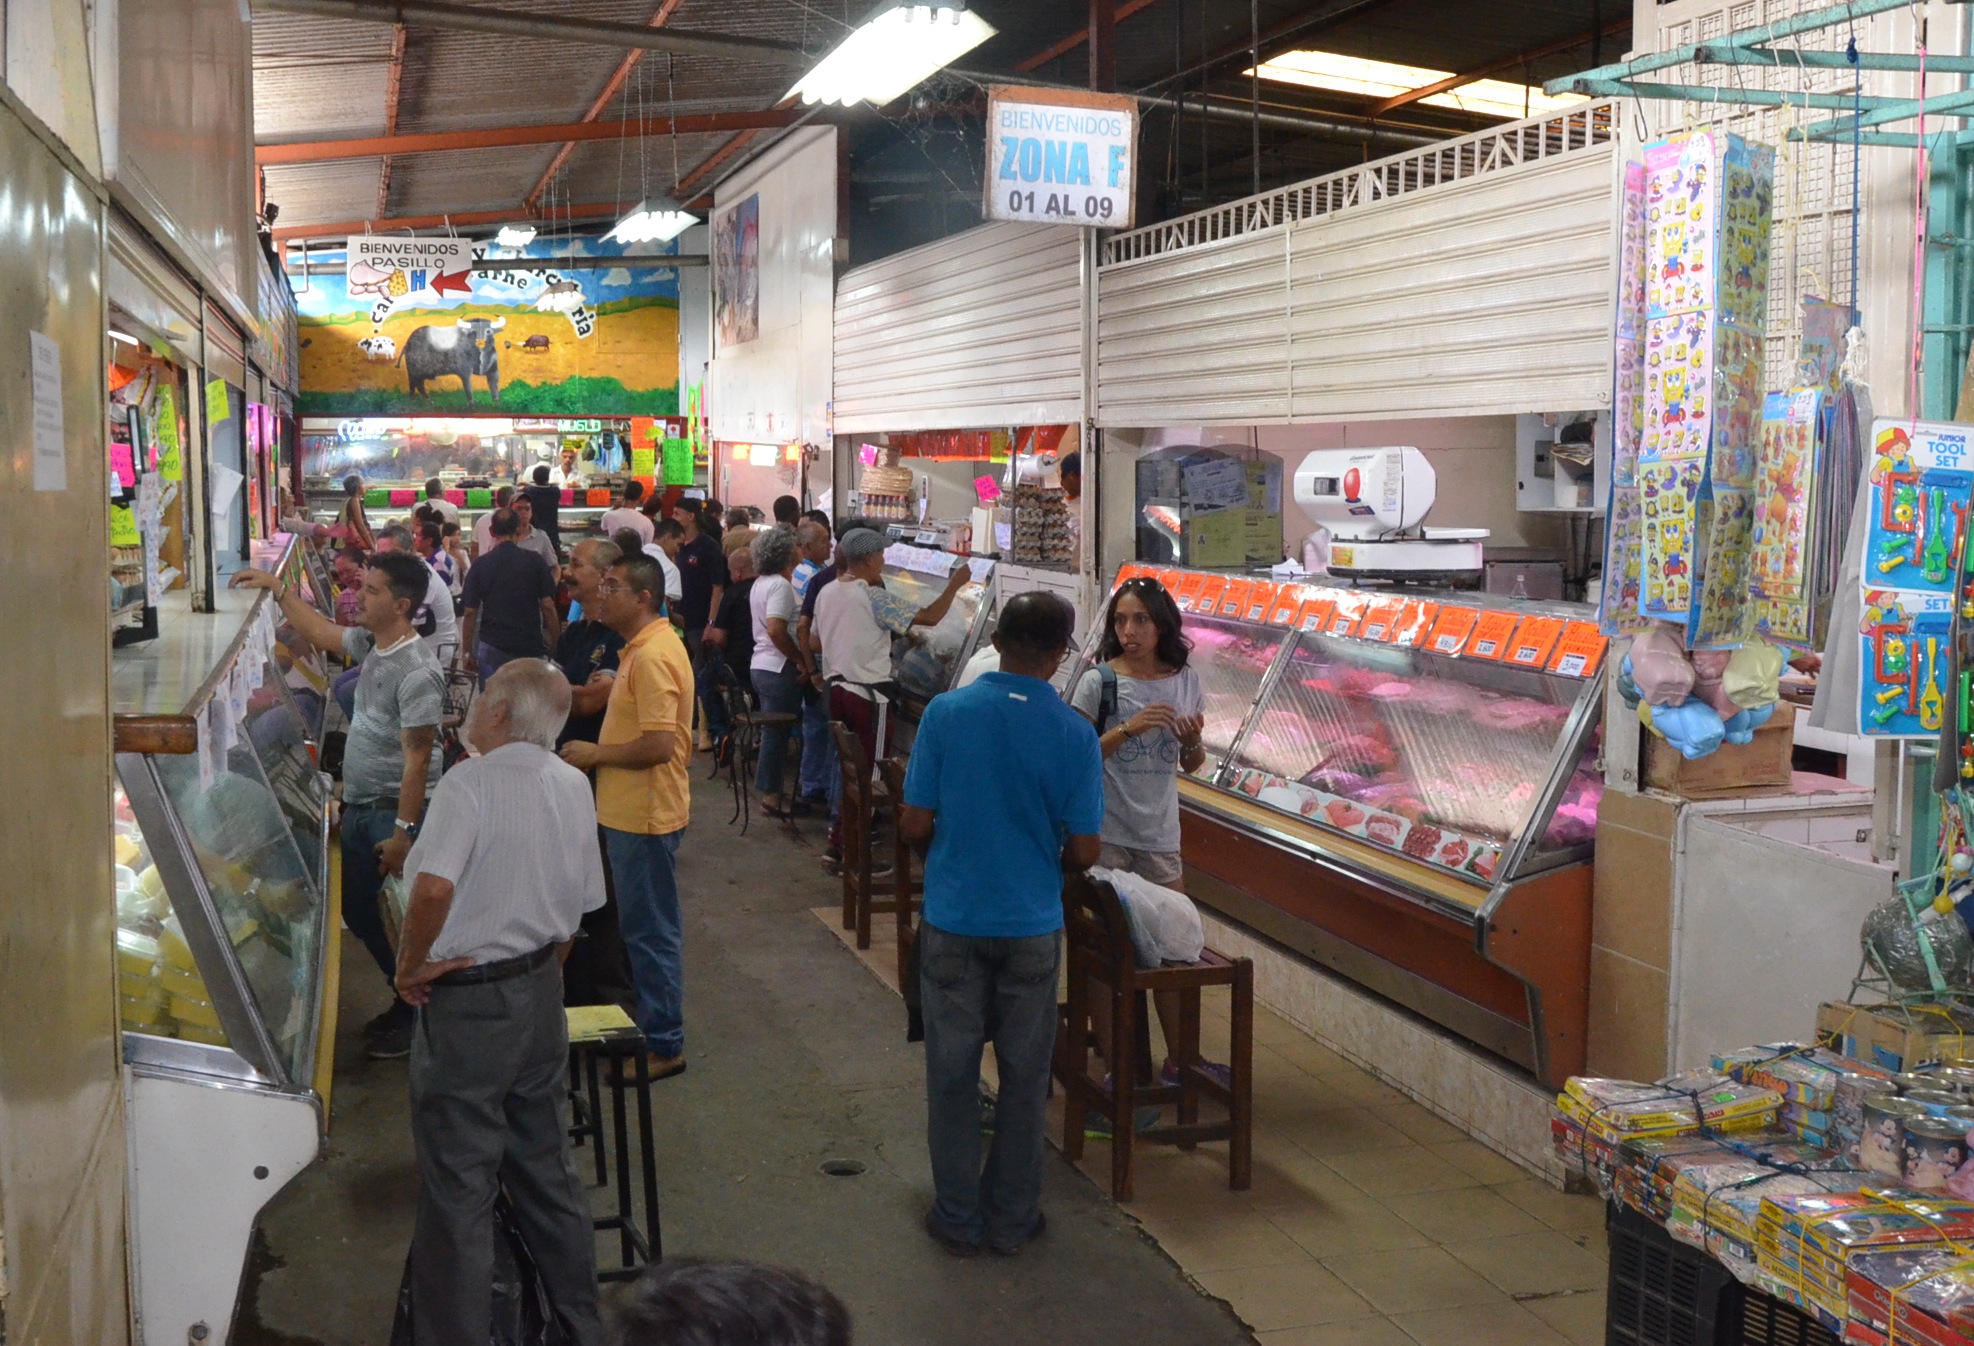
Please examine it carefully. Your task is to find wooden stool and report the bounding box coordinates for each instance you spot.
[877,757,922,984]
[832,722,911,950]
[564,1005,662,1279]
[1054,872,1253,1203]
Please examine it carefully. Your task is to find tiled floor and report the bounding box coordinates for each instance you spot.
[818,910,1608,1345]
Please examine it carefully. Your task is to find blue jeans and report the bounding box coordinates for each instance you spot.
[475,640,525,690]
[334,665,361,720]
[919,922,1063,1248]
[340,800,400,985]
[798,684,834,799]
[602,826,685,1057]
[750,666,801,800]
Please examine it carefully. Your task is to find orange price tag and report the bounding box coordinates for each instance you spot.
[1295,593,1337,633]
[1194,574,1228,615]
[1548,622,1609,678]
[1216,578,1254,618]
[1425,606,1479,655]
[1268,584,1306,626]
[1505,616,1566,667]
[1242,581,1277,623]
[1358,595,1407,643]
[1327,591,1370,637]
[1155,569,1183,596]
[1173,573,1208,611]
[1392,599,1439,646]
[1463,610,1521,661]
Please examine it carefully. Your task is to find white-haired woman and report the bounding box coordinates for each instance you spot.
[748,525,815,818]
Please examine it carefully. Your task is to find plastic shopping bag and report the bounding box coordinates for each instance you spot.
[1091,867,1205,967]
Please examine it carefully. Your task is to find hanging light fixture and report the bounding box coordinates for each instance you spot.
[790,2,995,108]
[607,51,700,246]
[495,224,537,248]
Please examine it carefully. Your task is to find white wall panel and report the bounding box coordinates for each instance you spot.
[1096,142,1620,427]
[833,222,1083,433]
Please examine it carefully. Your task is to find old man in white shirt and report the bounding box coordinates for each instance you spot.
[395,658,605,1346]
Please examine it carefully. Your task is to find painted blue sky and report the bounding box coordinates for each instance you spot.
[293,232,683,319]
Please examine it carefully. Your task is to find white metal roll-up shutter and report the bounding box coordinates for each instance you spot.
[833,221,1083,434]
[1095,105,1621,428]
[108,211,203,367]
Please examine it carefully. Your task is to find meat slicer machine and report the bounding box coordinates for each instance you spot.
[1294,446,1489,582]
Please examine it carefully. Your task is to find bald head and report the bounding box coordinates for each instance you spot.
[795,519,831,564]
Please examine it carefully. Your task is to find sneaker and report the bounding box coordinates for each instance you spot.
[989,1210,1045,1256]
[1161,1059,1235,1092]
[1083,1106,1164,1140]
[366,1017,412,1060]
[923,1208,981,1258]
[360,1001,409,1039]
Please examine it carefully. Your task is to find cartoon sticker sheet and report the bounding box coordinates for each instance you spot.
[1857,420,1974,736]
[1638,458,1706,619]
[1751,390,1821,594]
[1716,137,1776,334]
[1689,488,1758,646]
[1644,134,1718,320]
[1601,162,1653,637]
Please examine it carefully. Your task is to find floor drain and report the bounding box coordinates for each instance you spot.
[818,1158,867,1177]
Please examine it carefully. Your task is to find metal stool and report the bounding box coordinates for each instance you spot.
[565,1006,662,1279]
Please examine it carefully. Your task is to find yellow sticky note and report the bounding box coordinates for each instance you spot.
[154,387,182,480]
[110,503,140,546]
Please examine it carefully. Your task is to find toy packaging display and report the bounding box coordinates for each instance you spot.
[1751,388,1825,647]
[1628,130,1775,635]
[1603,162,1654,636]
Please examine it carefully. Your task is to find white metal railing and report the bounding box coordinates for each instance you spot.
[1100,100,1619,266]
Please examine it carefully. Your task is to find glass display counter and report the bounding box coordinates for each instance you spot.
[1089,565,1607,1087]
[110,533,333,1346]
[877,544,995,719]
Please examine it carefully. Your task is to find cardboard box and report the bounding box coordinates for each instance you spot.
[1817,1001,1974,1075]
[1642,714,1792,798]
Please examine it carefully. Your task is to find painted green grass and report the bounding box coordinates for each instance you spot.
[297,377,679,417]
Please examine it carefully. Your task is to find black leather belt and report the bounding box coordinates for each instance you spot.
[433,943,556,987]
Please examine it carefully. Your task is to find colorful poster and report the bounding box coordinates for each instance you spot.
[713,193,760,349]
[295,233,681,416]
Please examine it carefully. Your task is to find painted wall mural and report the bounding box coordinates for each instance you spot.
[294,234,682,416]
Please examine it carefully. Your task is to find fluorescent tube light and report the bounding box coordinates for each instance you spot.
[108,329,137,345]
[604,201,698,245]
[1249,50,1586,120]
[790,2,995,108]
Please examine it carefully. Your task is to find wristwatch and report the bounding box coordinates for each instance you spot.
[396,818,422,841]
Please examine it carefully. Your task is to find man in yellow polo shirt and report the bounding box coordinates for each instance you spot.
[560,551,694,1079]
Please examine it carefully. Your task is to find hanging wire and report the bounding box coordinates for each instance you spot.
[667,52,682,203]
[1849,30,1863,322]
[1908,15,1929,424]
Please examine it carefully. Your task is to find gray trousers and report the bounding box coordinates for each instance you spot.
[409,955,600,1346]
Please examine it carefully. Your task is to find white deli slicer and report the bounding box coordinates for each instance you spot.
[1293,447,1489,581]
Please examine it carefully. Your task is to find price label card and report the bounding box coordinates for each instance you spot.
[1244,581,1277,623]
[110,502,140,546]
[1268,584,1307,626]
[1295,593,1336,633]
[1505,615,1566,668]
[1463,610,1521,660]
[1327,592,1369,637]
[1548,621,1610,678]
[1393,598,1439,646]
[1359,596,1407,643]
[1217,578,1253,618]
[1173,572,1208,611]
[1194,575,1228,615]
[1156,569,1183,596]
[1426,606,1478,654]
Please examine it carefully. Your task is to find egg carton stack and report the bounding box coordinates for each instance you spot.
[1009,481,1070,565]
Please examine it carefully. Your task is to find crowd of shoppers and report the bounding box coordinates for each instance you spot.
[279,476,1235,1340]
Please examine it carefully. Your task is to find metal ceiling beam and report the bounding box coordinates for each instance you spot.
[1013,0,1160,75]
[1542,0,1912,93]
[1193,93,1438,148]
[250,0,812,65]
[256,109,808,164]
[1368,15,1632,117]
[375,20,407,218]
[270,201,627,244]
[523,0,685,212]
[1695,45,1974,73]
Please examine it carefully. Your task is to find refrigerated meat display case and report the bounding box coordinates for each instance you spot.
[876,543,996,721]
[111,533,335,1345]
[1085,566,1607,1088]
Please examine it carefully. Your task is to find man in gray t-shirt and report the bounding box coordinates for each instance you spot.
[232,549,446,1058]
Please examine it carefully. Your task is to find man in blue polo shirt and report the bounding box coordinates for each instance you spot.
[900,592,1103,1258]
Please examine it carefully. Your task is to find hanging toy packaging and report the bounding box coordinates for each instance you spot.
[1857,420,1972,736]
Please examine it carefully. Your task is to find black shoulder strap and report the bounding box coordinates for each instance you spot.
[1094,663,1118,734]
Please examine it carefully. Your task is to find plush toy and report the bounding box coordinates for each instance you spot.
[1724,641,1785,709]
[1719,700,1776,746]
[1639,697,1727,759]
[1630,623,1697,706]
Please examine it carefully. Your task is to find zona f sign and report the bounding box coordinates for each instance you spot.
[985,84,1137,230]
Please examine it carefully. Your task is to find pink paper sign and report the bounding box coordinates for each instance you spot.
[110,441,136,489]
[974,475,1003,502]
[858,443,880,466]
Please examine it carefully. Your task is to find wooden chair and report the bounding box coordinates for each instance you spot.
[1055,871,1254,1203]
[720,679,797,835]
[832,721,910,950]
[877,757,922,984]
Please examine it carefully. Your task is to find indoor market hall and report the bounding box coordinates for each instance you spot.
[11,1,1954,1345]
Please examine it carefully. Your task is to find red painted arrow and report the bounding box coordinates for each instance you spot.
[430,269,473,297]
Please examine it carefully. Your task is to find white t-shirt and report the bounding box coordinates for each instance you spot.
[423,497,461,527]
[600,507,654,544]
[471,510,501,557]
[750,574,798,674]
[641,543,685,604]
[419,564,460,663]
[956,645,1000,688]
[814,576,900,688]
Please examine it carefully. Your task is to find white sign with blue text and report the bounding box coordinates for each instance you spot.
[985,85,1137,230]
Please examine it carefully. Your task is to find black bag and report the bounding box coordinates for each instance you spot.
[388,1193,573,1346]
[1092,663,1119,734]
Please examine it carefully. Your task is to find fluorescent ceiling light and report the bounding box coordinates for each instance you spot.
[495,225,537,247]
[605,200,698,245]
[790,3,995,108]
[1248,50,1587,120]
[108,329,137,345]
